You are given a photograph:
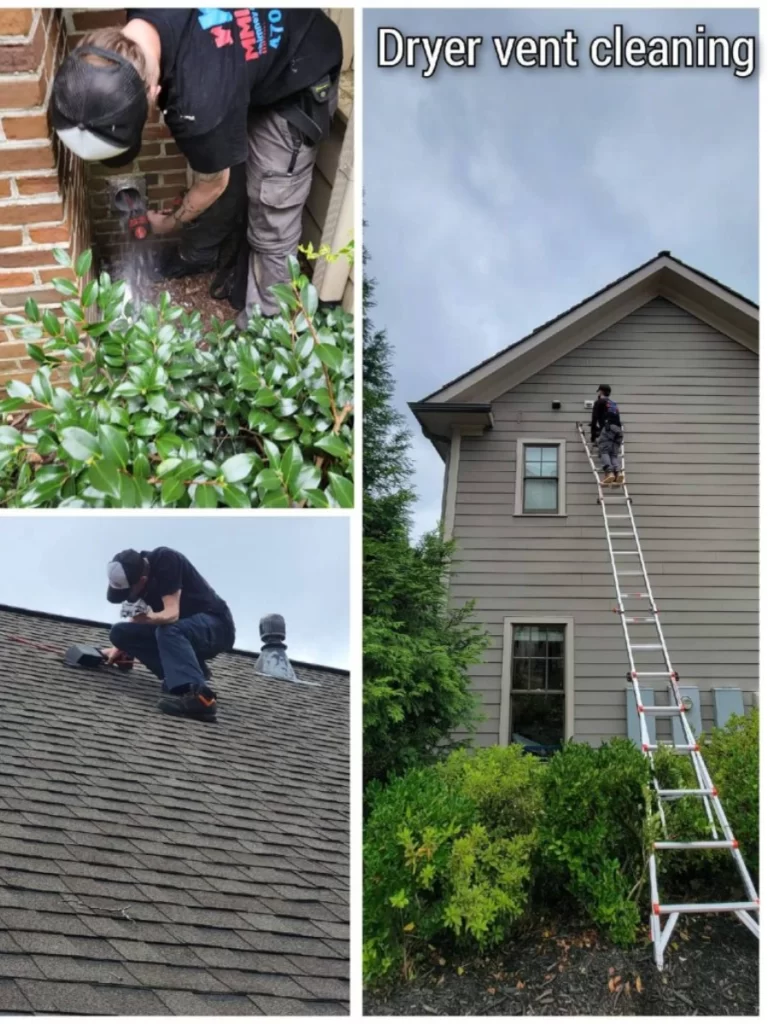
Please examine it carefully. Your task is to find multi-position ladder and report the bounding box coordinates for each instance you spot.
[576,423,759,969]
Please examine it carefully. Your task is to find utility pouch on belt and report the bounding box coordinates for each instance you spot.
[280,74,335,148]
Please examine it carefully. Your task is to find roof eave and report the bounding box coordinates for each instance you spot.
[409,402,494,459]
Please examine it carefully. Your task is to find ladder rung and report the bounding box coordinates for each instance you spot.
[635,672,671,677]
[657,788,716,797]
[624,617,656,623]
[657,901,758,915]
[617,571,643,575]
[631,644,663,650]
[610,532,634,537]
[641,705,685,715]
[645,742,698,751]
[620,593,650,598]
[606,514,631,518]
[654,840,736,850]
[613,551,638,555]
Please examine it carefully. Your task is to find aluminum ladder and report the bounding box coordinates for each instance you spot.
[576,422,759,969]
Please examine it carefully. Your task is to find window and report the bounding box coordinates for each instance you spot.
[499,617,574,748]
[514,439,567,516]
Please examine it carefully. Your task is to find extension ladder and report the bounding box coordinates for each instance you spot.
[576,423,759,969]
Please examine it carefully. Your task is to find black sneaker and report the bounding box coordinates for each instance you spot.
[157,686,218,722]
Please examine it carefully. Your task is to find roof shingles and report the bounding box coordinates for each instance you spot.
[0,606,349,1015]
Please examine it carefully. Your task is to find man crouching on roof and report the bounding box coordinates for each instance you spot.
[103,547,235,722]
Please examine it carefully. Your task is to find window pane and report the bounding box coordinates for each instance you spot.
[547,627,566,642]
[541,446,558,463]
[512,658,529,689]
[510,692,564,748]
[514,626,530,642]
[539,458,559,478]
[529,659,546,690]
[548,658,565,691]
[524,478,558,512]
[547,639,564,660]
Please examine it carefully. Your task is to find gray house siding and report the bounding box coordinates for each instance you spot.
[450,297,758,747]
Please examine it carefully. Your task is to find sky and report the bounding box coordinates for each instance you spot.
[0,515,350,669]
[364,8,758,538]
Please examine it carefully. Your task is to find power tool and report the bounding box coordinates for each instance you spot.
[113,187,183,241]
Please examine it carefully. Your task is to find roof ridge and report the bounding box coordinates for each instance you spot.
[0,603,349,677]
[420,251,757,402]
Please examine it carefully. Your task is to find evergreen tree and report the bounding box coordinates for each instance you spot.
[363,249,487,785]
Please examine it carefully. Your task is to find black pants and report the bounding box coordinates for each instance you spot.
[178,163,247,270]
[110,613,230,694]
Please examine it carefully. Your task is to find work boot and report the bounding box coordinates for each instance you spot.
[157,685,218,722]
[614,472,625,487]
[600,472,615,486]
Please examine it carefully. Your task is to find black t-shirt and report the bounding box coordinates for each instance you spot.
[141,547,234,643]
[126,8,342,172]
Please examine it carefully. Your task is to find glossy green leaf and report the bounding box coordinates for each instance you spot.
[60,426,100,461]
[88,459,121,499]
[315,433,348,459]
[193,482,218,508]
[221,483,251,508]
[328,471,353,508]
[0,425,21,447]
[315,344,343,371]
[220,452,256,484]
[51,277,79,297]
[75,249,93,278]
[6,380,32,400]
[98,424,129,470]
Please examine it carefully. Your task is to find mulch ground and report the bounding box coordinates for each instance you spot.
[364,915,758,1016]
[145,270,235,326]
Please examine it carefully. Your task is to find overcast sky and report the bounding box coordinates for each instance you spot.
[364,8,758,537]
[0,516,349,669]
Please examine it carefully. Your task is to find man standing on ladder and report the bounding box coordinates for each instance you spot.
[50,9,342,325]
[591,383,625,487]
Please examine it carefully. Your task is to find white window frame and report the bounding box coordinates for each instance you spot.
[514,438,567,516]
[499,616,575,746]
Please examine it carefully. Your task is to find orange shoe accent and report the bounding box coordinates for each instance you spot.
[198,694,216,707]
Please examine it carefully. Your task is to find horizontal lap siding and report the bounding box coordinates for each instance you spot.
[451,298,758,746]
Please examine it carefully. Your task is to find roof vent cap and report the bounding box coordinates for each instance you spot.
[255,613,297,682]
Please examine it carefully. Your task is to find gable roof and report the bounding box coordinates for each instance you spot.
[0,605,349,1016]
[412,253,758,431]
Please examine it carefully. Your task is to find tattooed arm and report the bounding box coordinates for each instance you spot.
[147,168,230,234]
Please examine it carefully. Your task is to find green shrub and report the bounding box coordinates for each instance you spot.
[364,746,542,984]
[539,738,653,946]
[437,744,544,836]
[0,249,353,508]
[654,708,759,884]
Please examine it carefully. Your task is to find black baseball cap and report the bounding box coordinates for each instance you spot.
[597,383,611,396]
[106,549,146,603]
[51,45,147,167]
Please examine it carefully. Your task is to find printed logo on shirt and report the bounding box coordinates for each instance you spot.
[196,9,284,60]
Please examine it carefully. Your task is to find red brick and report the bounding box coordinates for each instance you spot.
[72,9,126,31]
[0,181,10,200]
[0,248,55,268]
[0,9,34,35]
[0,341,29,359]
[0,201,63,226]
[0,271,35,289]
[137,156,188,173]
[2,112,49,140]
[0,229,23,249]
[0,15,45,72]
[0,75,46,109]
[1,145,55,173]
[164,141,181,157]
[39,267,76,284]
[28,225,69,243]
[163,172,188,186]
[144,124,172,140]
[0,287,61,308]
[15,175,59,196]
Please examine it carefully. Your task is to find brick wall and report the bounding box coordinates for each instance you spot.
[64,8,190,264]
[0,8,91,387]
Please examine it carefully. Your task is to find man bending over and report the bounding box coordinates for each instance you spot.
[104,547,235,721]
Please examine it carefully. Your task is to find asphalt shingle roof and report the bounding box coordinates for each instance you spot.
[0,605,349,1015]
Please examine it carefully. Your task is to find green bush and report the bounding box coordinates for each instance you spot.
[538,739,653,946]
[654,708,759,884]
[363,746,541,984]
[0,248,353,508]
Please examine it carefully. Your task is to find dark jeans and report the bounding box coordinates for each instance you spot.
[109,613,231,694]
[179,163,247,268]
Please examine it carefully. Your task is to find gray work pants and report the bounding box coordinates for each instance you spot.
[238,82,339,325]
[598,424,623,473]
